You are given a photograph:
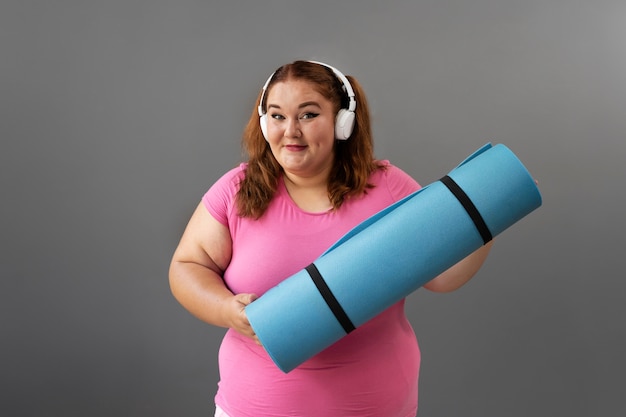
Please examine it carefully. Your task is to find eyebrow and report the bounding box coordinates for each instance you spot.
[267,101,322,110]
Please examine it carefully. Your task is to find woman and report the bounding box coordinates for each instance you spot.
[169,60,492,417]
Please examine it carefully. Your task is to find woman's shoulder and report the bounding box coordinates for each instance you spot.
[202,163,248,224]
[219,162,248,183]
[371,160,420,187]
[370,160,421,200]
[206,163,247,193]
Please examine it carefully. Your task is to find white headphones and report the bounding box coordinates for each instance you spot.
[257,61,357,141]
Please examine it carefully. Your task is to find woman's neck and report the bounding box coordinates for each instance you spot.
[283,172,332,213]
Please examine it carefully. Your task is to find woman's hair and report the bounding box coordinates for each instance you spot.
[236,60,384,218]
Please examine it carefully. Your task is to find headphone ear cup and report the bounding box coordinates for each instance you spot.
[335,109,355,140]
[260,114,269,141]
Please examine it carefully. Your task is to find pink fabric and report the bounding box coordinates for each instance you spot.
[203,162,421,417]
[214,405,229,417]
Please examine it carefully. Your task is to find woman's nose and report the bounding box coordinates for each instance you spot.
[285,118,301,137]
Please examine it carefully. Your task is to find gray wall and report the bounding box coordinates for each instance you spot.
[2,1,624,416]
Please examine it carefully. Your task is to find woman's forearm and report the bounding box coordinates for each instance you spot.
[169,261,258,339]
[423,240,494,293]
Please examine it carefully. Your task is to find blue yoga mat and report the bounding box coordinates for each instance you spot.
[245,143,542,373]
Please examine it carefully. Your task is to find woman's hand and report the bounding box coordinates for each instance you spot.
[225,293,261,345]
[423,241,493,293]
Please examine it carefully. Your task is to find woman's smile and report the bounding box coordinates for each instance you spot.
[285,144,308,152]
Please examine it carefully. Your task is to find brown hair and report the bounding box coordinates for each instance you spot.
[236,60,384,218]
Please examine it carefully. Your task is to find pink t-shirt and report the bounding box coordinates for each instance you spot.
[203,162,421,417]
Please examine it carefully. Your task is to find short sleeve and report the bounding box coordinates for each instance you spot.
[202,164,246,226]
[379,161,421,201]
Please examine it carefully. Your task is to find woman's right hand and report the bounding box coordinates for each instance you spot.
[226,293,261,345]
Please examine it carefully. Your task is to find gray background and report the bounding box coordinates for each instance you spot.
[2,1,624,416]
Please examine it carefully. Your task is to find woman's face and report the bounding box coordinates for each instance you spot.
[264,79,337,182]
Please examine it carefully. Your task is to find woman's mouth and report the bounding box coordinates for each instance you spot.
[285,144,307,152]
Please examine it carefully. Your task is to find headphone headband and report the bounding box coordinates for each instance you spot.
[307,61,357,112]
[257,61,357,140]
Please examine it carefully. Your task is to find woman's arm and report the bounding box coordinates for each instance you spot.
[169,203,258,341]
[422,240,494,293]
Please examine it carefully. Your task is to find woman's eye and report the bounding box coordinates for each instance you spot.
[270,113,285,120]
[301,112,319,120]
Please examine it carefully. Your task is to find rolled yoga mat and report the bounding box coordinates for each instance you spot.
[245,143,542,373]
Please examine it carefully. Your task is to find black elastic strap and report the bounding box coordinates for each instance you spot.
[440,175,493,244]
[305,263,356,334]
